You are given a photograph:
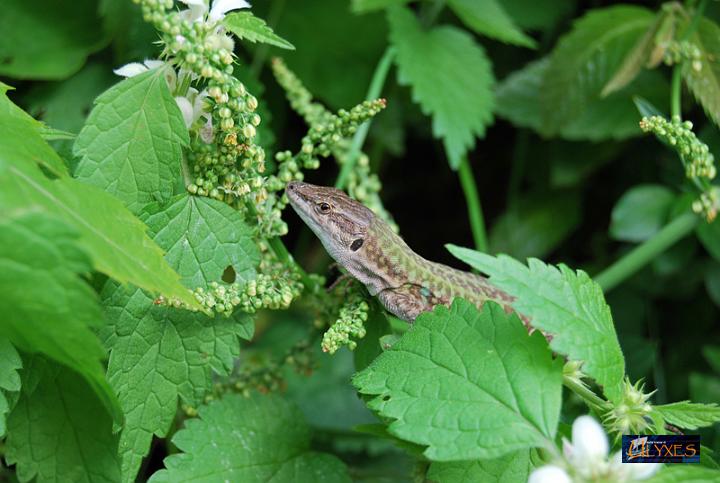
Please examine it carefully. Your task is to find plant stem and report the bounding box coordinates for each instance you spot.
[335,47,396,190]
[670,66,682,119]
[563,376,609,415]
[457,157,488,251]
[595,212,698,293]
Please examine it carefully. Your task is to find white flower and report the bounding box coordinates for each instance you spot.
[178,0,250,23]
[113,59,177,91]
[175,88,209,129]
[529,415,660,483]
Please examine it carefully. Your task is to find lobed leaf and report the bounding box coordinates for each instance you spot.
[74,67,189,214]
[353,300,562,461]
[447,0,536,48]
[224,11,295,49]
[0,212,120,420]
[388,6,494,169]
[447,246,626,403]
[0,340,22,437]
[428,450,533,483]
[653,401,720,430]
[685,18,720,128]
[5,358,120,483]
[149,393,350,482]
[140,195,260,288]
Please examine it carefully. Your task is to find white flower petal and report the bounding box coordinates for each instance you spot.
[572,415,609,461]
[175,96,195,128]
[209,0,250,22]
[528,465,571,483]
[200,118,214,143]
[179,0,206,6]
[179,1,208,23]
[113,62,148,77]
[143,59,165,70]
[192,90,208,123]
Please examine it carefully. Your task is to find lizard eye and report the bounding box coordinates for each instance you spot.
[317,202,331,214]
[350,238,364,251]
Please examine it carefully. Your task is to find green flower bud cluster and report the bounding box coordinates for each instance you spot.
[663,40,703,72]
[692,186,719,222]
[272,58,396,228]
[321,292,369,354]
[640,116,716,179]
[604,379,654,434]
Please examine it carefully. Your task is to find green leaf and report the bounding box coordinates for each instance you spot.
[703,345,720,373]
[74,67,189,214]
[653,401,720,430]
[149,393,351,482]
[353,300,391,372]
[0,0,106,79]
[489,190,581,260]
[0,340,22,437]
[447,246,626,402]
[388,6,494,169]
[447,0,536,48]
[353,300,562,460]
[501,0,573,31]
[5,359,120,483]
[101,283,254,483]
[685,18,720,128]
[697,218,720,262]
[0,212,120,420]
[0,82,67,175]
[634,96,666,118]
[351,0,410,13]
[541,5,655,136]
[140,195,260,288]
[610,185,676,242]
[495,58,547,133]
[224,11,295,50]
[428,450,533,483]
[602,9,672,96]
[649,466,720,483]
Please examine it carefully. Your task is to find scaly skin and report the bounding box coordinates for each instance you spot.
[286,181,519,322]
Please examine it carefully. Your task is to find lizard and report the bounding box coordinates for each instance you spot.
[286,181,525,324]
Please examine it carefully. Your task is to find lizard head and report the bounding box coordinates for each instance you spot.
[286,181,374,261]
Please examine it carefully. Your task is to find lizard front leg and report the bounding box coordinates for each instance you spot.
[376,284,437,323]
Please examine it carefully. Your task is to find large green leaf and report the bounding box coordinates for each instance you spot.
[140,195,260,288]
[102,285,254,482]
[74,67,189,214]
[5,359,120,483]
[653,401,720,430]
[224,12,295,50]
[428,450,533,483]
[388,6,494,169]
[541,5,655,136]
[649,466,720,483]
[0,212,120,420]
[149,393,351,482]
[0,0,106,79]
[0,340,22,437]
[0,82,198,307]
[502,0,573,31]
[354,300,562,461]
[686,18,720,128]
[447,246,626,403]
[447,0,535,48]
[610,185,676,242]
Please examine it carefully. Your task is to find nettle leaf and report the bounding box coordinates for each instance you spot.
[150,393,350,482]
[649,466,720,483]
[388,6,494,169]
[101,284,254,483]
[685,18,720,128]
[353,300,562,461]
[0,83,198,307]
[351,0,410,13]
[447,0,536,48]
[495,58,547,133]
[74,67,189,214]
[0,339,22,437]
[610,185,676,242]
[224,11,295,50]
[0,0,106,79]
[428,450,533,483]
[0,212,120,420]
[140,195,260,288]
[5,359,120,483]
[447,246,626,403]
[542,5,655,136]
[653,401,720,430]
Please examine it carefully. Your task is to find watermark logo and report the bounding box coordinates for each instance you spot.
[622,435,700,463]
